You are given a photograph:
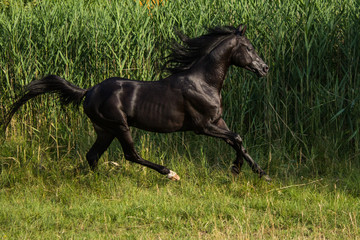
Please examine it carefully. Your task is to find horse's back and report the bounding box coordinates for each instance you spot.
[83,77,187,133]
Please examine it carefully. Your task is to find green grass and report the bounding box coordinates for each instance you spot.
[1,130,359,238]
[1,152,359,239]
[1,0,360,238]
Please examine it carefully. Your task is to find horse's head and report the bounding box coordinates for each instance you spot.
[231,25,269,77]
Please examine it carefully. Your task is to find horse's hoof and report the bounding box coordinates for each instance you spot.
[263,174,272,182]
[167,170,180,181]
[231,165,240,176]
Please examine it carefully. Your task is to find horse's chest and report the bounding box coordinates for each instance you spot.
[185,88,222,120]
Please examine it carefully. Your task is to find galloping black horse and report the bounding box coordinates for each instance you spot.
[2,25,270,181]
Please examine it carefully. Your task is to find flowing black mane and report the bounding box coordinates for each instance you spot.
[166,26,238,74]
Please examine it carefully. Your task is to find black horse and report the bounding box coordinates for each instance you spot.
[2,25,270,181]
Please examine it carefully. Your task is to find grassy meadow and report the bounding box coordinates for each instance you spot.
[0,0,359,238]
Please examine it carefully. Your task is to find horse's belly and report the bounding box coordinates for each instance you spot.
[129,106,186,133]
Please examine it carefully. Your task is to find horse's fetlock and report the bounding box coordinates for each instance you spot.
[160,167,170,175]
[234,134,243,144]
[231,165,241,175]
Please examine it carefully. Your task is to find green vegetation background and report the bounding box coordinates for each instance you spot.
[0,0,359,238]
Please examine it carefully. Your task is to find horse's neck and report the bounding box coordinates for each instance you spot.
[195,43,232,92]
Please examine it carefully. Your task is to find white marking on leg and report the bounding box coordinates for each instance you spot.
[167,170,180,181]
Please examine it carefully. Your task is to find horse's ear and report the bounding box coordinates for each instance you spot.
[237,24,247,36]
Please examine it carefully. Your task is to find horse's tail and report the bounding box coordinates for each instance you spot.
[1,75,87,131]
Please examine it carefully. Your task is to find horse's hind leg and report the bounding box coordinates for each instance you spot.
[86,124,115,170]
[116,130,180,180]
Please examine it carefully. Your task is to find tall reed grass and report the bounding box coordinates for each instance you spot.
[0,0,359,179]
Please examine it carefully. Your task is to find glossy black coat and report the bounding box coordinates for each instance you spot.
[2,25,270,181]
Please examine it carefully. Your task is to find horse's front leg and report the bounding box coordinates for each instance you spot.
[201,118,271,181]
[231,152,244,176]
